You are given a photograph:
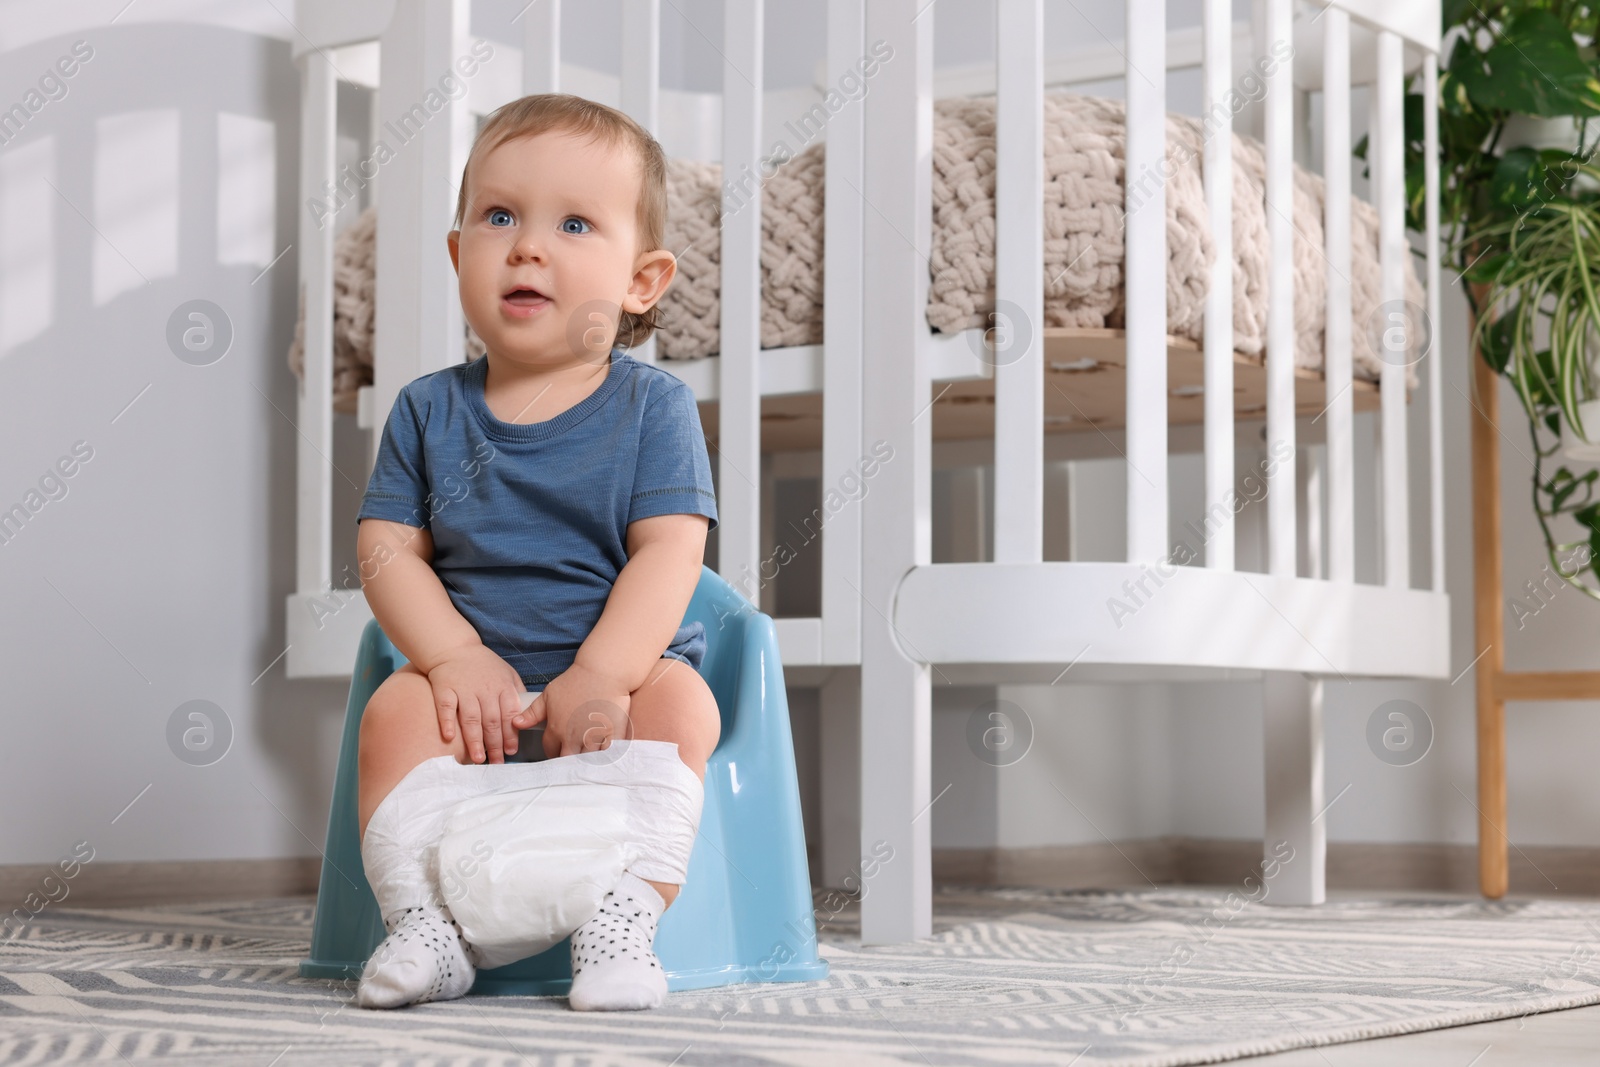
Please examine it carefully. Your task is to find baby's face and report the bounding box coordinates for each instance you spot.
[448,128,673,368]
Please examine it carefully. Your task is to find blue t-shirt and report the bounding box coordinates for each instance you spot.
[356,348,718,687]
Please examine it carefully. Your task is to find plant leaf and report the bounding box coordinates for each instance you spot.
[1441,0,1473,33]
[1478,307,1517,374]
[1488,147,1587,211]
[1466,251,1512,285]
[1490,148,1545,210]
[1455,10,1600,117]
[1578,502,1600,576]
[1552,471,1584,511]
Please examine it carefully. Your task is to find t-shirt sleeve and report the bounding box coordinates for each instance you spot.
[628,383,719,532]
[356,387,431,529]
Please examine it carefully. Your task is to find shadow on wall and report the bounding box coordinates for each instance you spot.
[0,24,351,871]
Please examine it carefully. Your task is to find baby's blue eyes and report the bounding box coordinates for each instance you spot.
[484,208,590,235]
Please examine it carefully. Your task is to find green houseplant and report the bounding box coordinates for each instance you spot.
[1420,1,1600,596]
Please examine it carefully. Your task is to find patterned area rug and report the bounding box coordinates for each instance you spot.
[3,887,1600,1066]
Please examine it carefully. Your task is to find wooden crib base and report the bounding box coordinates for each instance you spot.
[691,327,1385,452]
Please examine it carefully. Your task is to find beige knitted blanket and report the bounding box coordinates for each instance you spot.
[289,91,1422,414]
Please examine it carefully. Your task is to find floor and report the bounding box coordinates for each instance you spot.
[921,885,1600,1066]
[1236,1004,1600,1065]
[6,884,1599,1066]
[1219,887,1600,1066]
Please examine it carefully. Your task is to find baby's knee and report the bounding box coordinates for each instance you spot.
[359,685,401,757]
[629,666,719,778]
[360,675,415,746]
[682,686,721,753]
[359,667,466,763]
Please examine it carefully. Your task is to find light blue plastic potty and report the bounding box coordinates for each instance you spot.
[299,565,830,995]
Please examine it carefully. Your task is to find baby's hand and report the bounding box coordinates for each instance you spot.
[424,643,526,763]
[511,661,632,759]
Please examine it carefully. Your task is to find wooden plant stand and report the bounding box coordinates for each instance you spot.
[1471,328,1600,897]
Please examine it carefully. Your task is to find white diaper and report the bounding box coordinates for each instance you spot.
[429,739,703,969]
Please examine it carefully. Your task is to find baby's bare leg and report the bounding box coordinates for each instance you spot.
[358,662,469,839]
[616,655,721,907]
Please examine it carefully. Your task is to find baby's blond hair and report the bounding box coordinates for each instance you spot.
[454,93,668,349]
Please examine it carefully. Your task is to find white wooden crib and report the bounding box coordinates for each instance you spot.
[284,0,1446,945]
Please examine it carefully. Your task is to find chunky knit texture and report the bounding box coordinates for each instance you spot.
[289,92,1423,412]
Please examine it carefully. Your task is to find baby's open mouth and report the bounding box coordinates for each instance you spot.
[503,288,549,307]
[501,287,551,319]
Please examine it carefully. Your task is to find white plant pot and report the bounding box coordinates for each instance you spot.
[1560,398,1600,462]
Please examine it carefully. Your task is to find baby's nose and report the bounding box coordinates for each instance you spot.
[508,232,547,261]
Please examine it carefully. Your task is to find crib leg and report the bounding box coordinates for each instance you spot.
[859,645,933,945]
[1261,671,1326,905]
[818,667,862,891]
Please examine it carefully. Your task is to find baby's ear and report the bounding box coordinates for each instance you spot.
[626,249,677,312]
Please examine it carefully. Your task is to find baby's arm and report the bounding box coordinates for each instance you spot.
[357,517,525,762]
[577,512,708,689]
[512,512,709,755]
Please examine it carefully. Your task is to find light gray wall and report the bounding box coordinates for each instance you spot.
[0,18,348,869]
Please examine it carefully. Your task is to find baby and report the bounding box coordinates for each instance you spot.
[350,94,721,1012]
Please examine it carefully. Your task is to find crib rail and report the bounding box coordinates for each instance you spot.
[1263,0,1296,576]
[1202,0,1236,569]
[993,2,1046,563]
[1324,4,1353,582]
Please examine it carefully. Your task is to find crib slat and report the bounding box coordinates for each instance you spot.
[375,0,468,411]
[620,1,658,149]
[1425,59,1443,592]
[1323,8,1354,584]
[717,1,763,602]
[993,0,1045,564]
[521,0,560,93]
[821,0,867,663]
[859,0,933,947]
[1202,0,1234,570]
[621,0,661,365]
[1125,0,1169,564]
[1264,0,1295,577]
[366,85,382,220]
[1304,447,1324,579]
[1377,30,1409,589]
[296,50,337,597]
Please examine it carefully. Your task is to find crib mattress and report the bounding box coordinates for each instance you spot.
[288,91,1422,420]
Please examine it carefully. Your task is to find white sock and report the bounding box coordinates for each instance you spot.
[355,902,476,1009]
[567,872,669,1011]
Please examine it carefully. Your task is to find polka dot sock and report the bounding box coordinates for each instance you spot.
[567,872,669,1011]
[355,903,476,1009]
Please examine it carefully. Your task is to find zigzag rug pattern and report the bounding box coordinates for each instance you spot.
[2,887,1599,1066]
